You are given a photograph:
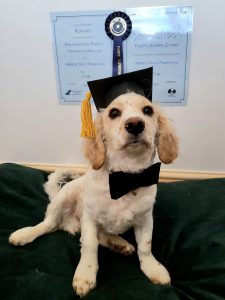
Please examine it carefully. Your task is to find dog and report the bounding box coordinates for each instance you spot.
[9,92,179,297]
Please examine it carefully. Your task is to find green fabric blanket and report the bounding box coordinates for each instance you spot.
[1,163,225,300]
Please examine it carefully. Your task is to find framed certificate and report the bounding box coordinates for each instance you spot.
[51,6,193,105]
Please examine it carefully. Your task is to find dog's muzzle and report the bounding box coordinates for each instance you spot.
[125,117,145,136]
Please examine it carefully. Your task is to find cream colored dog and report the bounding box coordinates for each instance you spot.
[9,92,179,297]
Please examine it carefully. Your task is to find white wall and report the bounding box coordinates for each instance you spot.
[0,0,225,172]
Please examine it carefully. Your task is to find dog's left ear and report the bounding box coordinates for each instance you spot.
[83,113,106,170]
[156,113,179,164]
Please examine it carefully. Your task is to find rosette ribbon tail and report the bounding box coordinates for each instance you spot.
[113,36,124,76]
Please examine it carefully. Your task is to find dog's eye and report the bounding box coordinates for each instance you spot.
[109,108,121,119]
[143,106,154,116]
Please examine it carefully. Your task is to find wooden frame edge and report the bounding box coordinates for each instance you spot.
[1,162,225,182]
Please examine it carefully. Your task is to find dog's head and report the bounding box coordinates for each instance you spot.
[83,92,179,170]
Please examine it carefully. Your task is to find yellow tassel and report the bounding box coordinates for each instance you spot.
[80,92,96,138]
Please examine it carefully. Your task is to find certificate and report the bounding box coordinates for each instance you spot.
[51,6,193,105]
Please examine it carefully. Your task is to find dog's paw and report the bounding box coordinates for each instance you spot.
[72,263,97,297]
[9,227,35,246]
[147,263,171,285]
[73,276,96,297]
[121,243,135,256]
[141,256,171,285]
[111,242,135,256]
[105,235,135,256]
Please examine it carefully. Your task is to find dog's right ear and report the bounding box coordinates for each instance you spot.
[156,112,179,164]
[83,114,105,170]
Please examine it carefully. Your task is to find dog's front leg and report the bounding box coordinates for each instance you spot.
[134,211,171,285]
[73,210,99,297]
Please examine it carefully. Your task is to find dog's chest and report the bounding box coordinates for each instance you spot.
[97,198,138,234]
[83,170,157,234]
[87,187,156,234]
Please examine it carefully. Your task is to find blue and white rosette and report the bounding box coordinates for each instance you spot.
[105,11,132,76]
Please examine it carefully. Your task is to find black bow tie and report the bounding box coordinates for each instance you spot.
[109,162,161,200]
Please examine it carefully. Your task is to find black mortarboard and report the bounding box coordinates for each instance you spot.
[87,67,153,110]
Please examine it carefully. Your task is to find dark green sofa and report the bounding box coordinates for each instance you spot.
[1,163,225,300]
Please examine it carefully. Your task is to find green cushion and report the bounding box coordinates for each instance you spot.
[1,163,225,300]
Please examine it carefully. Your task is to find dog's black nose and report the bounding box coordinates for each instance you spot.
[125,117,145,136]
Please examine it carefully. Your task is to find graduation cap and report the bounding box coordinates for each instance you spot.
[80,67,153,138]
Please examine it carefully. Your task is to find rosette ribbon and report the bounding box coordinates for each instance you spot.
[105,11,132,76]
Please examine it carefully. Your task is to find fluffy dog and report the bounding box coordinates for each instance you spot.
[9,92,179,297]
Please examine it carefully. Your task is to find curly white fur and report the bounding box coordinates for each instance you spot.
[9,92,179,297]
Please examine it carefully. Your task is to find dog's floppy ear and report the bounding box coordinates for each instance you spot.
[83,113,105,170]
[156,112,179,164]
